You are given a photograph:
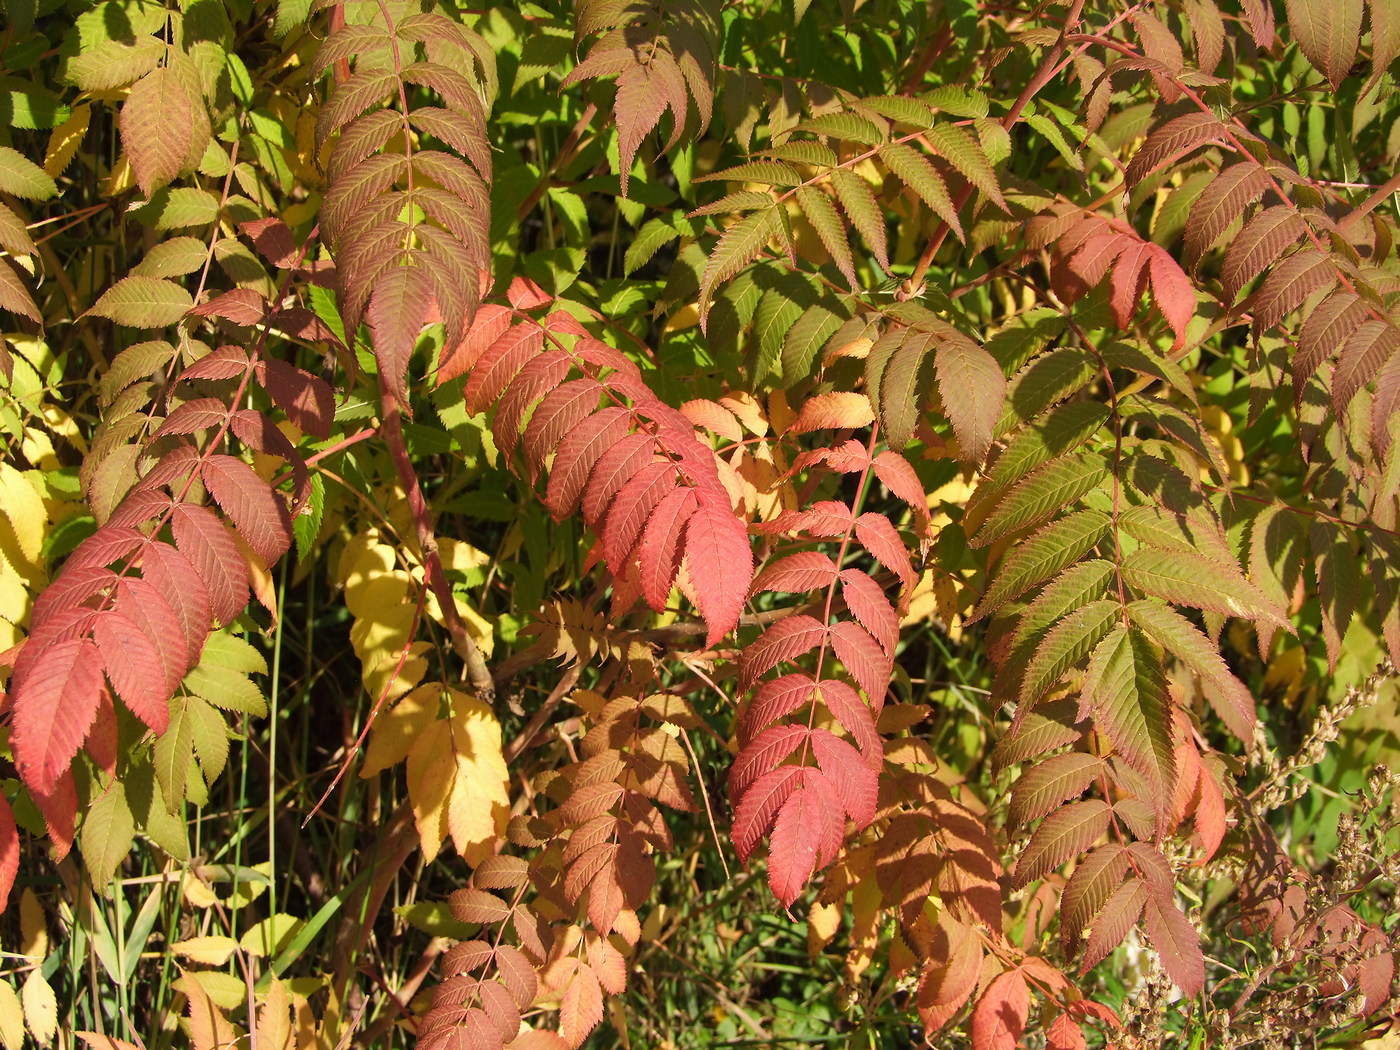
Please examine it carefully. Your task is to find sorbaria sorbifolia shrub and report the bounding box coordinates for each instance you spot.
[0,0,1398,1046]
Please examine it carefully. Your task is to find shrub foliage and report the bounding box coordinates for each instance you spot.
[1,0,1400,1046]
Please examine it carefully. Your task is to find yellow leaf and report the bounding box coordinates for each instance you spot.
[348,601,415,664]
[180,968,242,1050]
[172,935,241,965]
[362,682,441,777]
[240,914,305,958]
[0,981,24,1050]
[663,302,700,332]
[444,688,510,865]
[405,719,455,863]
[20,428,57,471]
[807,900,841,958]
[362,640,431,705]
[0,462,47,572]
[419,579,494,658]
[45,104,91,177]
[182,873,221,909]
[19,888,47,960]
[258,977,294,1050]
[104,153,134,197]
[437,538,490,574]
[21,971,56,1045]
[76,1035,143,1050]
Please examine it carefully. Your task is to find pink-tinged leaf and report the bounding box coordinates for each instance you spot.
[367,267,435,412]
[201,455,292,566]
[1083,878,1148,970]
[685,489,753,648]
[140,542,213,666]
[1081,626,1178,823]
[1008,752,1102,827]
[1147,245,1194,350]
[0,796,17,912]
[790,391,875,433]
[62,527,146,573]
[439,304,513,384]
[192,288,266,325]
[1013,799,1111,888]
[1109,240,1151,330]
[741,675,818,742]
[854,513,917,592]
[545,406,633,521]
[810,730,877,825]
[738,615,827,691]
[121,66,195,196]
[494,350,575,462]
[1062,843,1129,949]
[828,619,892,707]
[638,487,698,612]
[1285,0,1363,88]
[839,568,899,653]
[601,461,674,572]
[1358,950,1395,1016]
[1142,889,1204,996]
[1183,164,1271,268]
[1222,206,1307,301]
[113,577,186,696]
[680,399,744,442]
[917,917,984,1031]
[257,359,334,440]
[1121,547,1289,630]
[93,610,169,733]
[1128,597,1255,740]
[752,500,855,538]
[580,431,654,527]
[614,63,669,199]
[1192,758,1227,861]
[728,724,810,797]
[1335,319,1400,415]
[731,765,804,860]
[767,768,844,908]
[240,216,299,268]
[1070,230,1128,287]
[559,963,603,1049]
[1123,111,1228,189]
[971,970,1030,1050]
[816,678,881,763]
[29,566,115,623]
[1046,1013,1087,1050]
[520,378,605,480]
[750,551,839,596]
[177,345,252,383]
[153,398,229,439]
[464,323,545,417]
[935,332,1005,463]
[872,450,931,535]
[10,637,104,793]
[506,276,550,311]
[171,503,249,626]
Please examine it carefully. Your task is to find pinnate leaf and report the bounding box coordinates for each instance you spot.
[1121,547,1288,629]
[685,489,753,647]
[87,276,193,328]
[970,970,1030,1050]
[1081,626,1177,819]
[121,67,196,196]
[1013,799,1111,887]
[935,330,1004,464]
[11,637,103,793]
[1142,889,1205,996]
